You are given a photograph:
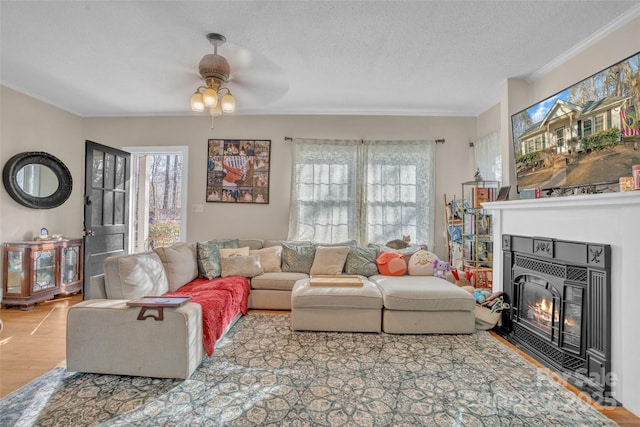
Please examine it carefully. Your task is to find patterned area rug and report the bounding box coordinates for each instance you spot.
[1,313,615,426]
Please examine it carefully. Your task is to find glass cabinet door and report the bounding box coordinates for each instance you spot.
[6,250,24,294]
[32,249,56,292]
[62,245,80,284]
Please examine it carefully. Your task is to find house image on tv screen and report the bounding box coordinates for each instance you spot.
[511,52,640,192]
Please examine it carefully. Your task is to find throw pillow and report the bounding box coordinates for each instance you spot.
[219,246,250,257]
[344,246,379,276]
[212,239,240,248]
[220,255,264,278]
[281,242,316,274]
[249,246,282,272]
[104,251,169,299]
[376,251,407,276]
[154,243,198,291]
[310,245,350,275]
[196,241,223,279]
[407,249,439,276]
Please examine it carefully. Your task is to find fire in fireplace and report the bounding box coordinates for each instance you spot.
[501,235,614,404]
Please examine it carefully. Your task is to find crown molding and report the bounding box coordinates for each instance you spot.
[528,4,640,82]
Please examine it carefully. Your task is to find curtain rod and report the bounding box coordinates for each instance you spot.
[284,136,445,144]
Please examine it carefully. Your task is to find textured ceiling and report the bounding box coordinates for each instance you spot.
[1,1,639,118]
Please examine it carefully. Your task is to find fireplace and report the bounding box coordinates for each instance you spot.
[502,234,614,404]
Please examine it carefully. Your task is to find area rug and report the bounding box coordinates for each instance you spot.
[0,313,615,426]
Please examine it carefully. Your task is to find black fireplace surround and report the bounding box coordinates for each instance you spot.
[501,234,614,404]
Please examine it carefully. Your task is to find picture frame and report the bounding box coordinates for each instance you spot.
[496,186,511,201]
[206,139,271,203]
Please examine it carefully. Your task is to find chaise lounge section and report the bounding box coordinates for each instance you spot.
[67,244,249,379]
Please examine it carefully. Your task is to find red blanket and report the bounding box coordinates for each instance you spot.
[164,276,250,356]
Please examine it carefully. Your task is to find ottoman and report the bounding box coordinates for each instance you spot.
[291,277,383,332]
[371,275,476,334]
[66,299,204,379]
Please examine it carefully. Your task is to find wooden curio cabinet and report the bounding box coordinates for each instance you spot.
[2,239,83,309]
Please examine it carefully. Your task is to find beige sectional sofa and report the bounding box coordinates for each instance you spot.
[67,238,475,380]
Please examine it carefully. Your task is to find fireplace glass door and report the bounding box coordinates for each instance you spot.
[519,276,560,344]
[562,285,583,352]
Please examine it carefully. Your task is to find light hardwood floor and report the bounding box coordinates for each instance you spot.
[1,294,639,425]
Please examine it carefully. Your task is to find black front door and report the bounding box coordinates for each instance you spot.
[83,140,131,298]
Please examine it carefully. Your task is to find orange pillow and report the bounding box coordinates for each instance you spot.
[376,251,407,276]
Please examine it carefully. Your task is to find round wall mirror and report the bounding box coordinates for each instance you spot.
[2,152,73,209]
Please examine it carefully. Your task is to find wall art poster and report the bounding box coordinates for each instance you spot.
[206,139,270,203]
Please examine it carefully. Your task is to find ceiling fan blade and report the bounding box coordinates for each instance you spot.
[213,40,289,108]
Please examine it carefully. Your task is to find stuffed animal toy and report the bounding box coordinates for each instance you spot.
[408,249,438,275]
[450,269,475,287]
[432,259,450,279]
[376,251,407,276]
[473,289,492,304]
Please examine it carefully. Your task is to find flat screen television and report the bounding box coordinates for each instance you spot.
[511,51,640,195]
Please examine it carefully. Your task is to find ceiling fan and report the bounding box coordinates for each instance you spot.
[190,33,288,124]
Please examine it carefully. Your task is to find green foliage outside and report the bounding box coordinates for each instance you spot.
[581,128,621,151]
[148,222,181,249]
[516,151,541,166]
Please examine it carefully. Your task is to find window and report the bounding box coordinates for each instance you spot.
[595,115,604,132]
[583,119,593,137]
[555,128,565,148]
[473,131,502,182]
[288,139,435,248]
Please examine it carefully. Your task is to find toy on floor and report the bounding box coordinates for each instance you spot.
[450,269,474,287]
[473,288,492,304]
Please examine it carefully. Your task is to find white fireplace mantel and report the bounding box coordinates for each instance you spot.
[484,191,640,416]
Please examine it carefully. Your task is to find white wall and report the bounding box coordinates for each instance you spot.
[0,86,85,242]
[83,114,476,258]
[1,90,477,265]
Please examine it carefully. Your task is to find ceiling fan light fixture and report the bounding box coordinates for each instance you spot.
[202,86,218,108]
[190,90,205,112]
[221,91,236,113]
[191,32,238,124]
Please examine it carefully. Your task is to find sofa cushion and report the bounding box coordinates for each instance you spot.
[154,243,199,291]
[407,249,439,276]
[344,246,379,277]
[219,246,250,257]
[263,239,311,248]
[103,251,169,299]
[310,245,350,275]
[238,239,264,250]
[281,243,316,274]
[221,255,264,278]
[376,252,407,276]
[249,246,282,272]
[196,241,222,279]
[371,275,475,311]
[212,239,240,248]
[251,272,309,291]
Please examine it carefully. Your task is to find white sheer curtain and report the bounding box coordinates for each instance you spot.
[288,138,435,249]
[288,139,362,243]
[474,131,502,182]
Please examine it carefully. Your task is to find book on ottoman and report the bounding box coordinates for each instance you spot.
[309,275,363,287]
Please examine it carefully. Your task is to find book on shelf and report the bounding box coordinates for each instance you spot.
[476,213,492,235]
[472,187,496,208]
[463,212,492,236]
[462,239,493,263]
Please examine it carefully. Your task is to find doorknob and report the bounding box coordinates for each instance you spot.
[82,230,95,237]
[85,195,93,205]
